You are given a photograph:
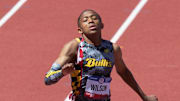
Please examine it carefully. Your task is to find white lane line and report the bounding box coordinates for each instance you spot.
[111,0,148,43]
[65,0,148,101]
[0,0,27,28]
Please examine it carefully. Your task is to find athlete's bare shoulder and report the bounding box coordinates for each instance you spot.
[55,38,81,64]
[112,43,122,58]
[113,43,121,52]
[64,38,80,48]
[61,38,80,56]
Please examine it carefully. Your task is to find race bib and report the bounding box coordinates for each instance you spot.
[85,76,112,95]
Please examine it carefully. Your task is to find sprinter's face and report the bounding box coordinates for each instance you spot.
[78,11,103,35]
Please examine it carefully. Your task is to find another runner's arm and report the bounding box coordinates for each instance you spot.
[113,43,147,100]
[44,39,79,85]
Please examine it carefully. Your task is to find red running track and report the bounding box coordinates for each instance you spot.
[0,0,180,101]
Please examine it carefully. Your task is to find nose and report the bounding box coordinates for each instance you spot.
[88,18,94,23]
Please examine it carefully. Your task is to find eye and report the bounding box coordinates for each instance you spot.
[82,17,88,22]
[91,16,97,20]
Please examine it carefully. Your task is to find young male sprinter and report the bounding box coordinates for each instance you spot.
[44,9,158,101]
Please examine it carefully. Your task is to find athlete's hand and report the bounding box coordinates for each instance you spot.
[143,95,158,101]
[62,63,75,76]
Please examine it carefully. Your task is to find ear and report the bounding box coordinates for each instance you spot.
[100,23,104,29]
[78,27,83,34]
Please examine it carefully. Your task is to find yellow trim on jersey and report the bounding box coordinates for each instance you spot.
[71,70,81,77]
[75,38,81,43]
[45,70,61,78]
[74,91,80,95]
[71,82,75,86]
[76,76,82,82]
[77,82,80,87]
[72,86,77,90]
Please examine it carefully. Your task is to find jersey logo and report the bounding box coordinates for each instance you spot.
[104,49,109,53]
[85,58,112,68]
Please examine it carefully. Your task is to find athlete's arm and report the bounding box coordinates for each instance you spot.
[113,43,158,101]
[44,39,79,85]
